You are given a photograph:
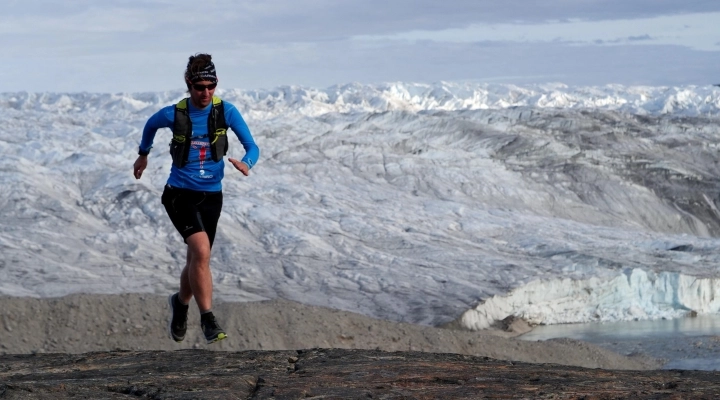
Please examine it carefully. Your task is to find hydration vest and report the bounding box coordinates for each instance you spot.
[169,96,228,168]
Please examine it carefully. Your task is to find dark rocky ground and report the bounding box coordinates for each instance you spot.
[2,348,720,399]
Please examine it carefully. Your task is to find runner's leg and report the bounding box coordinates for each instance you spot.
[178,248,193,304]
[185,231,213,312]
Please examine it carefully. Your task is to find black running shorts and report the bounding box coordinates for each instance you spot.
[161,185,223,247]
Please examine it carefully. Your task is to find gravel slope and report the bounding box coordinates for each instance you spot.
[0,294,661,370]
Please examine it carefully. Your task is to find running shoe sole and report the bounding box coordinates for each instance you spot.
[206,332,228,344]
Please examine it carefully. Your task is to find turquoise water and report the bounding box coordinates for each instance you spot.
[519,315,720,370]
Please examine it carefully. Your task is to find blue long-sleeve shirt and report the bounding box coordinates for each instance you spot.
[139,98,259,192]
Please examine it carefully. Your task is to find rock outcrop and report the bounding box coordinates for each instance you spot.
[2,348,720,399]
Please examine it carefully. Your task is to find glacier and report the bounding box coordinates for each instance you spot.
[1,81,720,330]
[461,268,720,330]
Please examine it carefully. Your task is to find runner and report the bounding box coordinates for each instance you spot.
[133,53,259,344]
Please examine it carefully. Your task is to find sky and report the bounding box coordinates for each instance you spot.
[2,0,719,93]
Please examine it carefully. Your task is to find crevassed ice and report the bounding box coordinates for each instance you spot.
[459,268,720,330]
[1,82,719,119]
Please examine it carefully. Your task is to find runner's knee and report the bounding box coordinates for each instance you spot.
[186,233,211,262]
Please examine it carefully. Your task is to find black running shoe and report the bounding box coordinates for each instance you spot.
[167,293,188,342]
[200,313,228,344]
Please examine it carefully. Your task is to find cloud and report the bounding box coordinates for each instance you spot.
[4,1,720,42]
[1,0,719,92]
[596,35,655,45]
[353,12,720,52]
[0,6,156,34]
[627,35,653,42]
[3,38,719,93]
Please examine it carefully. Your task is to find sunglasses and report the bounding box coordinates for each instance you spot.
[191,82,217,91]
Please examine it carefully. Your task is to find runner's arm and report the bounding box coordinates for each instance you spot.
[138,106,175,156]
[225,103,260,170]
[134,106,174,179]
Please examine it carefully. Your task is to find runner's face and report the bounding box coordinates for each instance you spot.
[188,80,216,108]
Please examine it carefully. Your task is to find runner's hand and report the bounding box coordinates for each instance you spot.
[229,158,250,176]
[133,156,147,179]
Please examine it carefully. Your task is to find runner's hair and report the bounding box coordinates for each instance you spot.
[184,53,214,91]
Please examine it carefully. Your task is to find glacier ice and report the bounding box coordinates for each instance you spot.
[1,82,720,328]
[459,268,720,330]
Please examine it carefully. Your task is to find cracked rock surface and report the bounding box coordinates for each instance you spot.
[2,348,720,399]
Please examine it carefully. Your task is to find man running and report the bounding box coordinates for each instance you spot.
[132,53,259,344]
